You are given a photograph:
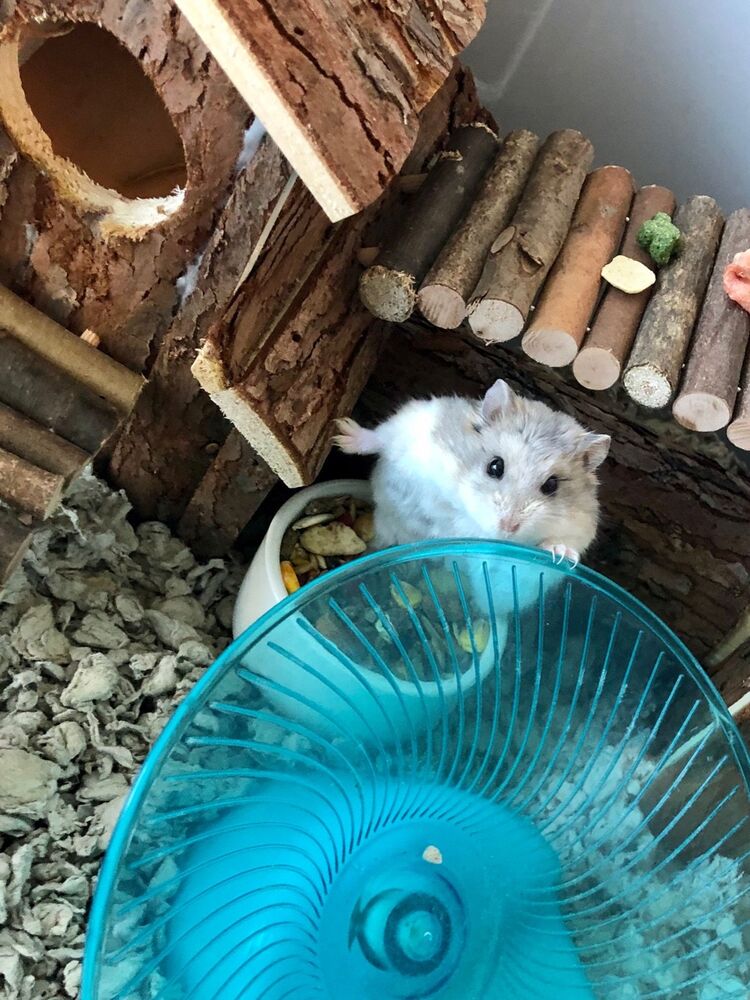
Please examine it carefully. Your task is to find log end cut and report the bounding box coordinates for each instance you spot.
[416,283,467,329]
[468,298,524,343]
[672,392,732,433]
[726,416,750,451]
[521,326,579,368]
[359,265,416,322]
[622,363,673,409]
[572,346,621,391]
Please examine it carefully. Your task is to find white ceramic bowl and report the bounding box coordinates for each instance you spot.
[232,478,507,744]
[232,479,373,637]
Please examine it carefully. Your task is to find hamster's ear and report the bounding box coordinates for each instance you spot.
[481,379,516,421]
[577,432,611,469]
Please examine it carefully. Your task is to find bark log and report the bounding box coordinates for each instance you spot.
[192,66,483,493]
[359,321,750,663]
[522,166,634,367]
[177,430,277,558]
[0,445,64,520]
[416,128,540,329]
[623,196,725,409]
[0,503,31,584]
[0,330,119,452]
[727,350,750,450]
[195,227,390,487]
[174,0,486,221]
[0,0,250,372]
[573,185,676,391]
[672,209,750,432]
[468,130,594,342]
[108,136,294,522]
[0,401,89,481]
[0,283,143,412]
[216,183,335,385]
[358,123,499,322]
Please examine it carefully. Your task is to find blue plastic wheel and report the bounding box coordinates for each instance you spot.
[82,541,750,999]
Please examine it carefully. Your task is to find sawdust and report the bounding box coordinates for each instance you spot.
[0,472,242,999]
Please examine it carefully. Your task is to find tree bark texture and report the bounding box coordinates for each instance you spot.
[0,0,250,372]
[0,445,64,520]
[0,401,89,482]
[0,330,119,452]
[108,137,294,522]
[177,430,277,558]
[623,196,725,409]
[468,130,594,343]
[0,283,143,412]
[573,185,676,391]
[192,66,484,492]
[358,322,750,664]
[358,123,498,322]
[672,209,750,432]
[174,0,486,221]
[522,165,634,367]
[417,128,540,329]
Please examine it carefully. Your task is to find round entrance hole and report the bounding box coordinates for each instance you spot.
[0,21,187,234]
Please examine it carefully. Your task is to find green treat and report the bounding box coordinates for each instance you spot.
[636,211,681,266]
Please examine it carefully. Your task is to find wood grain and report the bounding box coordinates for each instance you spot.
[623,196,724,409]
[174,0,485,220]
[573,185,676,391]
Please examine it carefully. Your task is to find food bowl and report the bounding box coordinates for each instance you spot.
[232,479,372,637]
[232,480,504,743]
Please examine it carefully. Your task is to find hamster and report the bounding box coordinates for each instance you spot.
[333,379,610,566]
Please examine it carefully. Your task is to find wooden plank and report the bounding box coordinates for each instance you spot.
[174,0,486,220]
[109,136,294,522]
[191,66,483,490]
[177,430,277,557]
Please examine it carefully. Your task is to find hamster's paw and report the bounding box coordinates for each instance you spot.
[332,417,381,455]
[543,543,580,568]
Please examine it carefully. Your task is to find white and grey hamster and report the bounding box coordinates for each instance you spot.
[334,379,610,566]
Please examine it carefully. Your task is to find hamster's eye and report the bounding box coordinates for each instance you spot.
[541,475,559,496]
[486,457,505,479]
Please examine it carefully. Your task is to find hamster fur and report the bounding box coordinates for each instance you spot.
[334,379,610,566]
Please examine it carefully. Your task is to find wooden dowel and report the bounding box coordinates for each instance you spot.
[726,350,750,450]
[672,209,750,431]
[0,505,32,584]
[0,402,90,482]
[0,332,119,453]
[358,123,499,322]
[0,446,65,521]
[0,284,143,413]
[468,129,594,343]
[522,165,634,367]
[416,129,540,329]
[573,185,676,390]
[623,196,724,409]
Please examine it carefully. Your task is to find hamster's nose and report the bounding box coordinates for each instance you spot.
[500,516,521,534]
